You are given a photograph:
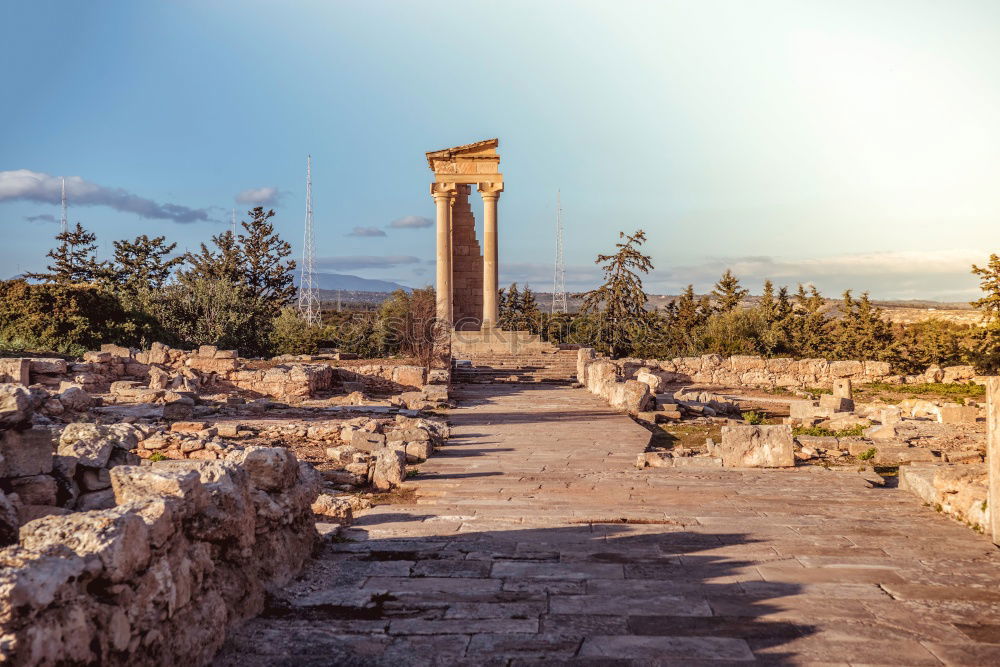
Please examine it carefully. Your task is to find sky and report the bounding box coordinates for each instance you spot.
[2,0,999,301]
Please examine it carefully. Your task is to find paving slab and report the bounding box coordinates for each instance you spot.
[217,383,1000,665]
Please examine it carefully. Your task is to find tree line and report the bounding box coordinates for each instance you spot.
[498,231,1000,374]
[5,215,1000,373]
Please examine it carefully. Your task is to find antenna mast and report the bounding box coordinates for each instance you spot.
[231,208,237,236]
[60,177,68,234]
[297,155,320,324]
[551,190,568,315]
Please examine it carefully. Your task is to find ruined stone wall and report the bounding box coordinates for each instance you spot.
[0,447,319,666]
[451,186,484,331]
[577,350,982,391]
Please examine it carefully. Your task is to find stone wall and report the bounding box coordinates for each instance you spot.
[577,350,982,391]
[0,447,319,665]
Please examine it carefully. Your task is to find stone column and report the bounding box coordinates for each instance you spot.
[431,182,456,324]
[989,377,1000,545]
[478,182,503,329]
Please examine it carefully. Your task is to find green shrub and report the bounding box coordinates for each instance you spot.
[741,410,767,425]
[857,447,877,461]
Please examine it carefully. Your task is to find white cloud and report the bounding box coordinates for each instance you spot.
[234,186,280,206]
[653,249,986,301]
[389,215,433,229]
[347,226,386,237]
[0,169,210,223]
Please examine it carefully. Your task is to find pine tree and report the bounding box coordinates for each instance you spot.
[712,269,748,312]
[109,235,184,294]
[498,283,522,329]
[181,207,295,315]
[580,230,653,357]
[520,285,542,333]
[27,222,106,284]
[673,285,702,330]
[971,254,1000,325]
[758,280,777,323]
[239,207,296,308]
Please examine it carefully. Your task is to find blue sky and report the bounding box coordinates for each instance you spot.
[2,0,999,300]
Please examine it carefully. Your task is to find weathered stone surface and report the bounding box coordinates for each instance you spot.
[57,424,115,467]
[58,386,93,412]
[311,493,353,523]
[391,365,427,388]
[0,489,19,546]
[0,359,30,386]
[0,383,32,427]
[225,446,298,492]
[351,430,386,452]
[9,474,58,506]
[719,424,794,467]
[819,394,854,412]
[219,383,1000,665]
[372,448,405,490]
[0,427,54,477]
[939,404,979,424]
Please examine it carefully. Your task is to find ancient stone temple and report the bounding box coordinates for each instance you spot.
[426,139,503,331]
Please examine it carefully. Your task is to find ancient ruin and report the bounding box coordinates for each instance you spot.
[3,140,1000,666]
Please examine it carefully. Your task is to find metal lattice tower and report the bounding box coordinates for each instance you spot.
[297,155,321,324]
[231,208,237,236]
[60,177,68,234]
[551,190,568,314]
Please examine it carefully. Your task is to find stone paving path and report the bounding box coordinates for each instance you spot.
[218,384,1000,665]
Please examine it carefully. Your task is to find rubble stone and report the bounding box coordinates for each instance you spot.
[719,425,794,468]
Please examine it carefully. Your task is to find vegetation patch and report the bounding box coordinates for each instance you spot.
[792,424,866,438]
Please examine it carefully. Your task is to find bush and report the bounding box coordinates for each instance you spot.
[270,308,331,355]
[0,279,146,355]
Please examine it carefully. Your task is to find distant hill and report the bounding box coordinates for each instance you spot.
[305,272,411,293]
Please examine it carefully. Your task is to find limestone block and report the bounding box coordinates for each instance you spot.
[351,430,386,452]
[10,474,58,506]
[789,401,833,420]
[942,365,976,384]
[392,365,428,388]
[924,365,944,383]
[939,405,980,424]
[58,424,118,468]
[864,423,900,440]
[880,406,902,426]
[188,356,238,374]
[100,344,134,359]
[819,394,854,412]
[719,425,794,468]
[163,396,195,420]
[311,493,353,522]
[225,446,299,492]
[829,360,863,378]
[0,428,54,477]
[765,357,795,373]
[729,355,766,373]
[110,465,207,519]
[0,383,32,426]
[372,449,405,491]
[58,386,93,412]
[0,358,30,385]
[405,440,433,462]
[170,421,209,433]
[616,380,652,414]
[863,360,891,378]
[21,504,151,582]
[873,446,936,465]
[27,358,67,375]
[214,349,238,359]
[832,378,853,399]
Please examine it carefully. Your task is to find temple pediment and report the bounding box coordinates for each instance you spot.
[426,139,501,180]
